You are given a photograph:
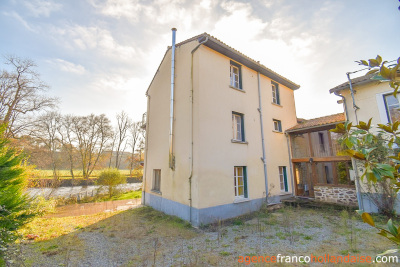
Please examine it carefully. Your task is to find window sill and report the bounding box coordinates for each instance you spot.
[234,198,250,204]
[271,102,283,107]
[229,85,245,93]
[231,139,248,144]
[272,130,283,134]
[151,190,162,195]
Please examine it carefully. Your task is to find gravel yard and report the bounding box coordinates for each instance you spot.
[11,204,396,266]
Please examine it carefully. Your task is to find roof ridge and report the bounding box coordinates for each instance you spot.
[286,113,345,132]
[167,32,299,89]
[300,112,345,123]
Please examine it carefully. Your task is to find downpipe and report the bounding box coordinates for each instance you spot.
[169,28,177,170]
[257,72,269,202]
[142,94,151,205]
[346,72,360,124]
[346,72,364,210]
[334,91,349,121]
[188,36,208,224]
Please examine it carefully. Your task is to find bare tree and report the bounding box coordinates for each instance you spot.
[114,111,130,169]
[58,114,78,180]
[137,128,146,163]
[32,111,62,180]
[108,131,116,168]
[127,121,141,177]
[0,55,57,136]
[71,114,112,181]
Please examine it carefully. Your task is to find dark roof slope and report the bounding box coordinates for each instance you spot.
[286,113,345,133]
[329,74,381,94]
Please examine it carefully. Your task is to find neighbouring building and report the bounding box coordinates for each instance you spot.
[329,73,400,126]
[286,113,357,206]
[329,73,400,212]
[142,30,300,226]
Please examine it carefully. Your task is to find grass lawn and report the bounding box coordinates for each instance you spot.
[9,205,397,266]
[110,190,142,201]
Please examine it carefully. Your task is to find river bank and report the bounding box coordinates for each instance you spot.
[26,183,143,199]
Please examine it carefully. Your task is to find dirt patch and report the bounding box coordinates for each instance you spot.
[12,206,397,266]
[48,198,142,217]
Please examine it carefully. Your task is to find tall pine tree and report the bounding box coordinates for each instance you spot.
[0,124,34,260]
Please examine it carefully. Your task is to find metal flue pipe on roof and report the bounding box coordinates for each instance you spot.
[169,28,177,170]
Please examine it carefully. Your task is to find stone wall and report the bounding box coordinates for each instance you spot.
[314,186,358,206]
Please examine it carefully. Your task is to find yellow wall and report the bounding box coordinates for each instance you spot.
[145,40,298,210]
[341,81,393,126]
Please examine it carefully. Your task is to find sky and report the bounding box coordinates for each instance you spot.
[1,0,399,123]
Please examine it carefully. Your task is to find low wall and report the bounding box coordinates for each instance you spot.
[314,186,358,206]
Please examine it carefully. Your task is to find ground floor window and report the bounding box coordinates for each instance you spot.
[279,166,288,192]
[152,169,161,192]
[234,166,248,198]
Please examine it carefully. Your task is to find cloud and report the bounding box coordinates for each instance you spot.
[24,0,62,17]
[49,59,86,74]
[50,24,137,60]
[3,11,35,32]
[89,0,144,21]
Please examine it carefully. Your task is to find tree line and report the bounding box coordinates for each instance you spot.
[0,55,145,181]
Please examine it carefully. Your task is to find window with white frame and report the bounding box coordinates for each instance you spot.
[279,166,288,192]
[232,112,245,141]
[230,61,242,89]
[384,94,400,123]
[272,82,280,105]
[273,119,282,132]
[234,166,248,198]
[152,169,161,192]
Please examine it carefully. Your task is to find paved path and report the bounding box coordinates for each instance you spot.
[48,198,142,218]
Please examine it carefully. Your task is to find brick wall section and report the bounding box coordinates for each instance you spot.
[314,186,358,206]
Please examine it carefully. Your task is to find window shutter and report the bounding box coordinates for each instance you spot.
[239,66,242,89]
[283,166,288,192]
[276,85,280,105]
[243,167,248,198]
[241,115,245,141]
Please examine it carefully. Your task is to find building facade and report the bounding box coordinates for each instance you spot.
[143,32,300,226]
[329,74,400,213]
[286,114,357,206]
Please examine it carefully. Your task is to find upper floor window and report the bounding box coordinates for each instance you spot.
[230,61,242,89]
[234,166,248,198]
[232,112,245,141]
[272,81,280,105]
[384,94,400,123]
[273,119,282,132]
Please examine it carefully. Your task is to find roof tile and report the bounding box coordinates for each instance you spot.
[286,113,345,132]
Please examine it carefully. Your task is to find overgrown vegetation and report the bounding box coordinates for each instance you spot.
[332,55,400,252]
[9,205,394,266]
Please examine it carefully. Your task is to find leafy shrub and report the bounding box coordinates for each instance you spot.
[97,168,126,197]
